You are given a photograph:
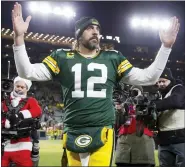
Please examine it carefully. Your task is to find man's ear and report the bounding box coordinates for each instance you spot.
[167,80,172,85]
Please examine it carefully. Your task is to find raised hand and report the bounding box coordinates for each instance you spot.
[159,17,180,48]
[12,2,32,37]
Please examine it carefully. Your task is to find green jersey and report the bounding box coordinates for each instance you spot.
[42,49,133,128]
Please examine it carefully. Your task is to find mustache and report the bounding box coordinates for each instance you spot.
[89,36,99,41]
[159,87,166,90]
[15,90,24,95]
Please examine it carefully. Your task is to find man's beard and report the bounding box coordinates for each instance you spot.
[159,82,174,97]
[15,90,24,95]
[12,90,26,98]
[82,37,100,50]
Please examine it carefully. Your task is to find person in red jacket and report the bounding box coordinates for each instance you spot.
[115,85,155,167]
[2,76,42,167]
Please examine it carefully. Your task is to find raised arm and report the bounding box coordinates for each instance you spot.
[121,17,180,86]
[12,2,52,81]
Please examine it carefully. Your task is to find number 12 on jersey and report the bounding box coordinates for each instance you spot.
[71,63,107,98]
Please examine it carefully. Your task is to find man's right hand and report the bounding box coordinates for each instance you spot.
[12,2,31,44]
[8,113,24,128]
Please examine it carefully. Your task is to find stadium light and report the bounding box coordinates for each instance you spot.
[40,3,52,14]
[130,17,171,30]
[141,18,149,28]
[62,7,76,18]
[106,36,112,40]
[29,2,39,12]
[115,36,120,43]
[131,17,140,28]
[150,18,160,29]
[53,7,63,15]
[4,29,10,35]
[29,2,76,18]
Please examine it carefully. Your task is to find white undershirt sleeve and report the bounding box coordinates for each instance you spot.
[120,44,172,86]
[13,44,52,81]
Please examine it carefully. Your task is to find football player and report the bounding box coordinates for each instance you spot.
[12,2,179,166]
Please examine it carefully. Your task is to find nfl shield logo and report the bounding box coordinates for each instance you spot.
[67,52,74,59]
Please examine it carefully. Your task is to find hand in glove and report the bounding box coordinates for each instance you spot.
[6,113,24,128]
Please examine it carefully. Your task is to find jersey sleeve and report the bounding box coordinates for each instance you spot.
[116,51,133,80]
[42,50,61,77]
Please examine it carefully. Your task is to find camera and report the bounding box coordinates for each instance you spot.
[113,83,129,103]
[1,78,14,101]
[115,84,161,137]
[2,117,41,156]
[2,118,41,139]
[134,92,161,137]
[1,79,14,93]
[113,83,131,132]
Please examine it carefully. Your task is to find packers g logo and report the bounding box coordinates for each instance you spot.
[91,19,99,25]
[75,135,92,147]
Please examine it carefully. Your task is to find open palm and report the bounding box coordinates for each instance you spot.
[159,17,180,48]
[12,2,31,37]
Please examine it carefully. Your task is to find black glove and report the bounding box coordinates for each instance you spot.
[8,113,24,127]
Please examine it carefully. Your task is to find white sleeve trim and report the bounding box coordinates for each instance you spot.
[121,44,172,86]
[20,109,32,118]
[5,119,11,129]
[5,142,32,152]
[13,44,52,81]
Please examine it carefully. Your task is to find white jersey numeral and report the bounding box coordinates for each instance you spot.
[71,63,107,98]
[71,63,84,98]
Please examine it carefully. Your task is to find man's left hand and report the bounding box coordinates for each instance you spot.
[159,16,180,48]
